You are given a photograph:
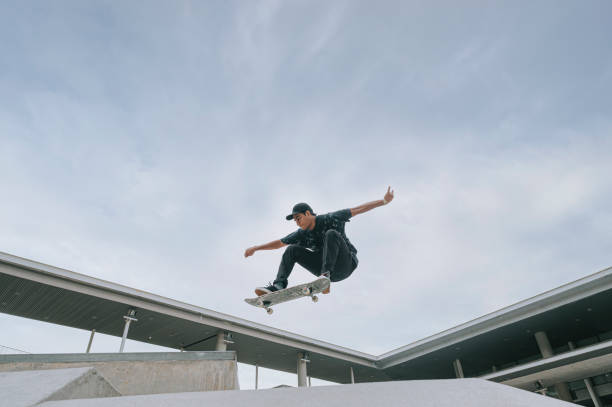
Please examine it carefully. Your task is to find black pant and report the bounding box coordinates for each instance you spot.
[274,230,358,288]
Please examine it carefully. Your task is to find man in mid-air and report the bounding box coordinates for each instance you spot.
[244,186,395,296]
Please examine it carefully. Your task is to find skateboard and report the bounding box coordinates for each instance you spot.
[245,277,331,315]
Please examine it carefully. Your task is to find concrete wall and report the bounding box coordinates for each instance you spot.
[0,352,239,396]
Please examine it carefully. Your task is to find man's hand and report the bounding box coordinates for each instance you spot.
[350,186,396,217]
[244,240,286,258]
[384,186,394,204]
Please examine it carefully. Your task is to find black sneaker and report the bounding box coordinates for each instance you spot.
[255,282,282,296]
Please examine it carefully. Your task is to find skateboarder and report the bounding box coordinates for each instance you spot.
[245,186,395,296]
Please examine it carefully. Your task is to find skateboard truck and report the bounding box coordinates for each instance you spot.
[255,298,274,314]
[300,286,319,303]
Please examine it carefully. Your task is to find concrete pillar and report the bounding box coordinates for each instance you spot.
[568,342,602,407]
[534,331,554,358]
[453,359,464,378]
[255,364,259,390]
[297,352,309,387]
[216,332,227,351]
[86,329,95,353]
[534,331,572,402]
[350,367,355,384]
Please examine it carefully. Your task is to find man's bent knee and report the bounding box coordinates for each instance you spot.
[330,268,354,283]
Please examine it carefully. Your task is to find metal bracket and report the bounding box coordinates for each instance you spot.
[223,332,234,344]
[123,309,138,323]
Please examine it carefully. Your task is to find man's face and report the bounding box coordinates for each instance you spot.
[294,211,313,230]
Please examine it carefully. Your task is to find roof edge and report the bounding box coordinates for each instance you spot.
[376,265,612,368]
[0,251,376,365]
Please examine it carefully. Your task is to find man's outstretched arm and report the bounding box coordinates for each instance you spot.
[350,186,394,217]
[244,240,287,258]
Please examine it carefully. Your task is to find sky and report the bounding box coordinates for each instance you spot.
[1,0,611,389]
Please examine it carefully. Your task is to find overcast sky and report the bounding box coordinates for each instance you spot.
[1,0,611,389]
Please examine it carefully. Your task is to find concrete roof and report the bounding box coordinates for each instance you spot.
[1,251,611,383]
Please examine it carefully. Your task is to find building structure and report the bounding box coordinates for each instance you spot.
[1,251,611,406]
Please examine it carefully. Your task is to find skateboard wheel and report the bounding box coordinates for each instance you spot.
[267,308,274,315]
[301,287,310,295]
[312,295,319,303]
[256,299,264,307]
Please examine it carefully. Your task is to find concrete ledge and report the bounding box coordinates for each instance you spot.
[0,352,239,395]
[0,367,120,407]
[0,351,235,364]
[481,340,612,391]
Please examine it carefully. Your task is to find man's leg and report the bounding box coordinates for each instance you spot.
[321,230,356,282]
[274,245,323,288]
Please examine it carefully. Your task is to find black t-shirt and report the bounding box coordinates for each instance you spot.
[280,209,358,254]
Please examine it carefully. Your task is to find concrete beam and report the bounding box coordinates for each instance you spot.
[481,338,612,388]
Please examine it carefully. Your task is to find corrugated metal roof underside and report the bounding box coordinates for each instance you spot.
[0,272,387,383]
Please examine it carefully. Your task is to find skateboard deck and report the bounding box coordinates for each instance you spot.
[245,277,331,314]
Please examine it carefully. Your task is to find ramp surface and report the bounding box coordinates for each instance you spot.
[38,379,575,407]
[0,367,120,407]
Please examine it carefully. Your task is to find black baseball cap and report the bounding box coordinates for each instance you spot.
[286,203,315,220]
